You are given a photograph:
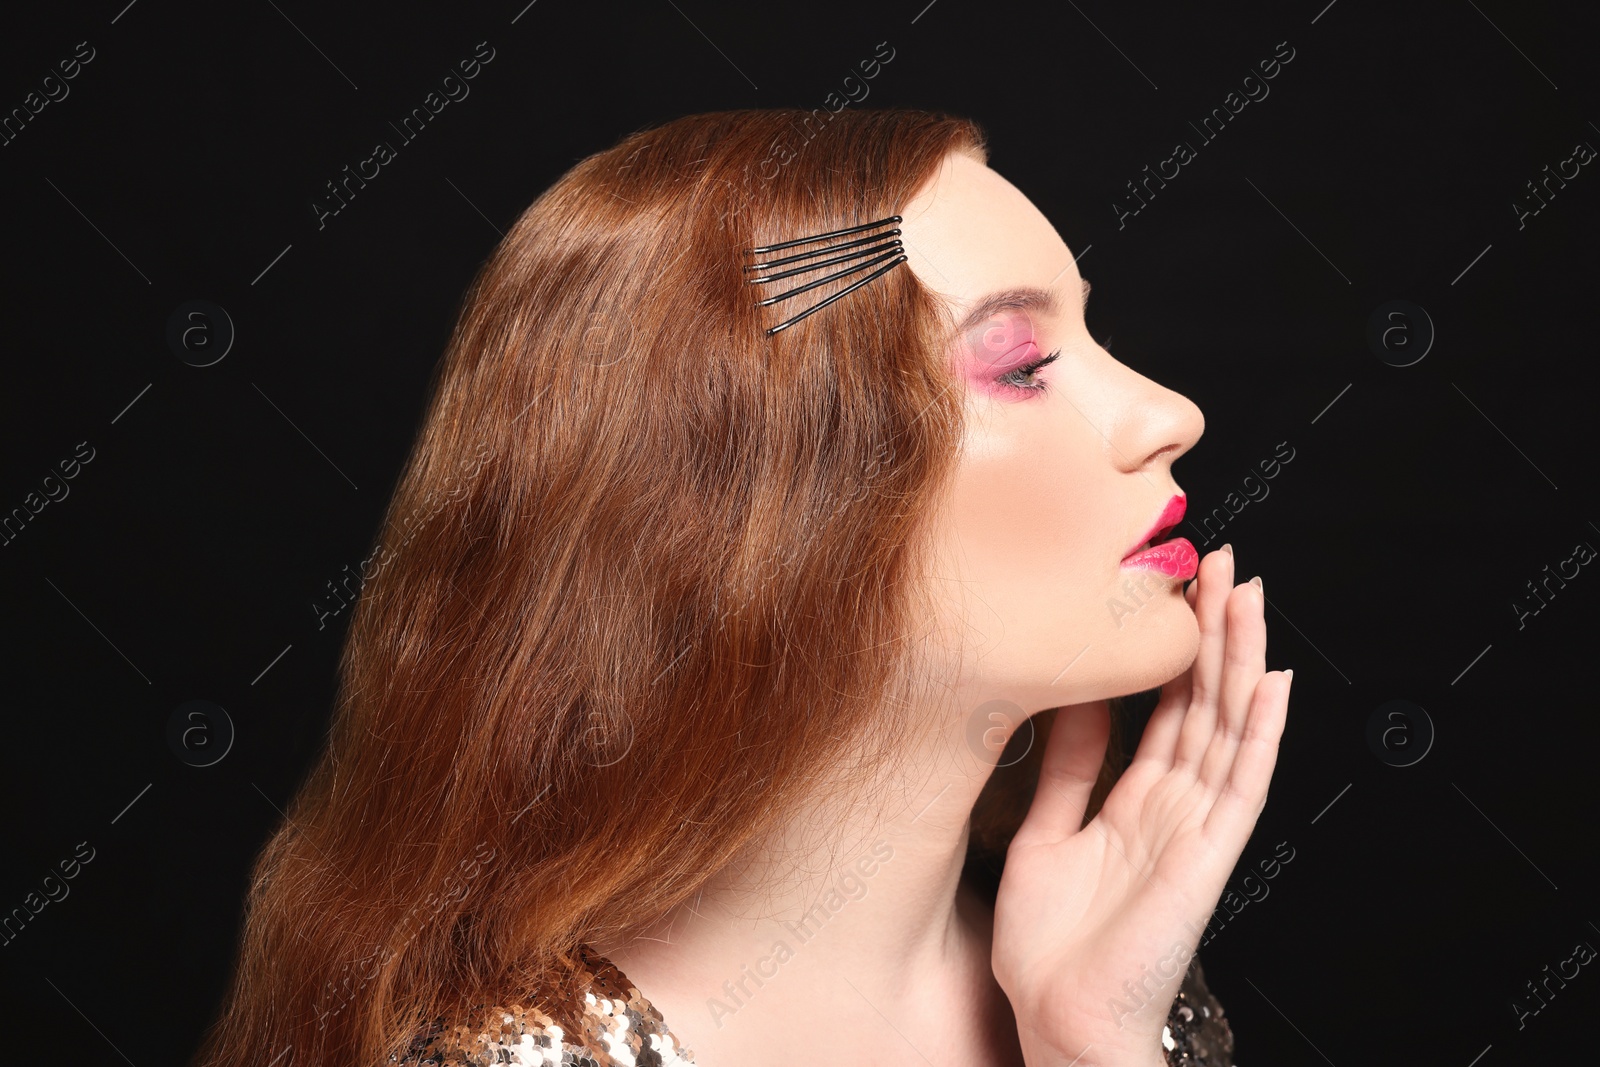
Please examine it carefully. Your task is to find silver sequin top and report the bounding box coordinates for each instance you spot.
[1161,955,1235,1065]
[393,947,695,1066]
[394,947,1232,1066]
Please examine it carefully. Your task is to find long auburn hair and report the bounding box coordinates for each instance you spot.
[194,107,1123,1067]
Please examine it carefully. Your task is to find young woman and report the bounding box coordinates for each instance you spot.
[195,107,1290,1067]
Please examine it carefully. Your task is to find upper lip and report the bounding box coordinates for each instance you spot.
[1123,493,1187,559]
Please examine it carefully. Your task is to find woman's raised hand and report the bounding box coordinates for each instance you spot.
[990,545,1292,1067]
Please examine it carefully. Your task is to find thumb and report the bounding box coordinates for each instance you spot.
[1016,700,1111,845]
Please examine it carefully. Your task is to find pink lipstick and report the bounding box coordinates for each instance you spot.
[1121,494,1198,580]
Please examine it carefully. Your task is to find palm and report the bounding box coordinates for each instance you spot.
[992,547,1292,1067]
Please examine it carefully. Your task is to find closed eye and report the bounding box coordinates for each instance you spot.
[994,349,1061,397]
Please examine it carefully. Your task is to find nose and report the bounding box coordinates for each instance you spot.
[1106,362,1205,475]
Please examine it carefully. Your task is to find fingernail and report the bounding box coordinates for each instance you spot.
[1221,543,1234,557]
[1283,668,1294,680]
[1250,575,1263,594]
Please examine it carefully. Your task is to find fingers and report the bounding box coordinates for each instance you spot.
[1220,577,1268,720]
[1203,669,1293,844]
[1198,576,1268,790]
[1173,546,1236,769]
[1015,699,1111,844]
[1130,666,1189,771]
[1130,571,1202,768]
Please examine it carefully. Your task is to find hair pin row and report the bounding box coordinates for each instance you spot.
[742,215,907,336]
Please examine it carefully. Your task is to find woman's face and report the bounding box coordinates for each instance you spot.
[900,150,1207,715]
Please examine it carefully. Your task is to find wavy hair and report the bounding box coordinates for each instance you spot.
[194,106,1122,1067]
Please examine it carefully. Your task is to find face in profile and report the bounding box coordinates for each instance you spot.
[901,151,1207,716]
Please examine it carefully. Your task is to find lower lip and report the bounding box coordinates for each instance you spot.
[1120,537,1199,580]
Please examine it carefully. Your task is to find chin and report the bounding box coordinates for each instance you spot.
[1125,601,1202,693]
[1087,598,1201,699]
[1011,602,1200,711]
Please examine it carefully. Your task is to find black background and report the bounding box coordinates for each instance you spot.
[2,0,1597,1063]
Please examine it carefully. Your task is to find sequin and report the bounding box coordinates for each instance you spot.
[1160,955,1235,1065]
[392,946,695,1066]
[394,945,1233,1066]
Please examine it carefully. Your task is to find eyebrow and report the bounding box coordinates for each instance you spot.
[953,278,1091,337]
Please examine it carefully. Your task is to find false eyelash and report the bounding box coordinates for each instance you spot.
[996,349,1061,395]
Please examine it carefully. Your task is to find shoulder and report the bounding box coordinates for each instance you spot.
[396,948,696,1066]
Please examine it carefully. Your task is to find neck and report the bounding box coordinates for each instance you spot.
[594,701,1025,1065]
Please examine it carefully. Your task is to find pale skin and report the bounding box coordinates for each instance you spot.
[595,150,1291,1067]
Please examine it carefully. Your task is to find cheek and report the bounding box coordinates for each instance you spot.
[938,419,1116,592]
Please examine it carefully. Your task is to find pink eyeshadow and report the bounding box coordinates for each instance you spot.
[956,312,1044,382]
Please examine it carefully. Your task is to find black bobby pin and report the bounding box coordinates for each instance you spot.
[743,214,908,336]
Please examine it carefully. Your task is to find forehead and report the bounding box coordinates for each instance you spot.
[898,152,1081,329]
